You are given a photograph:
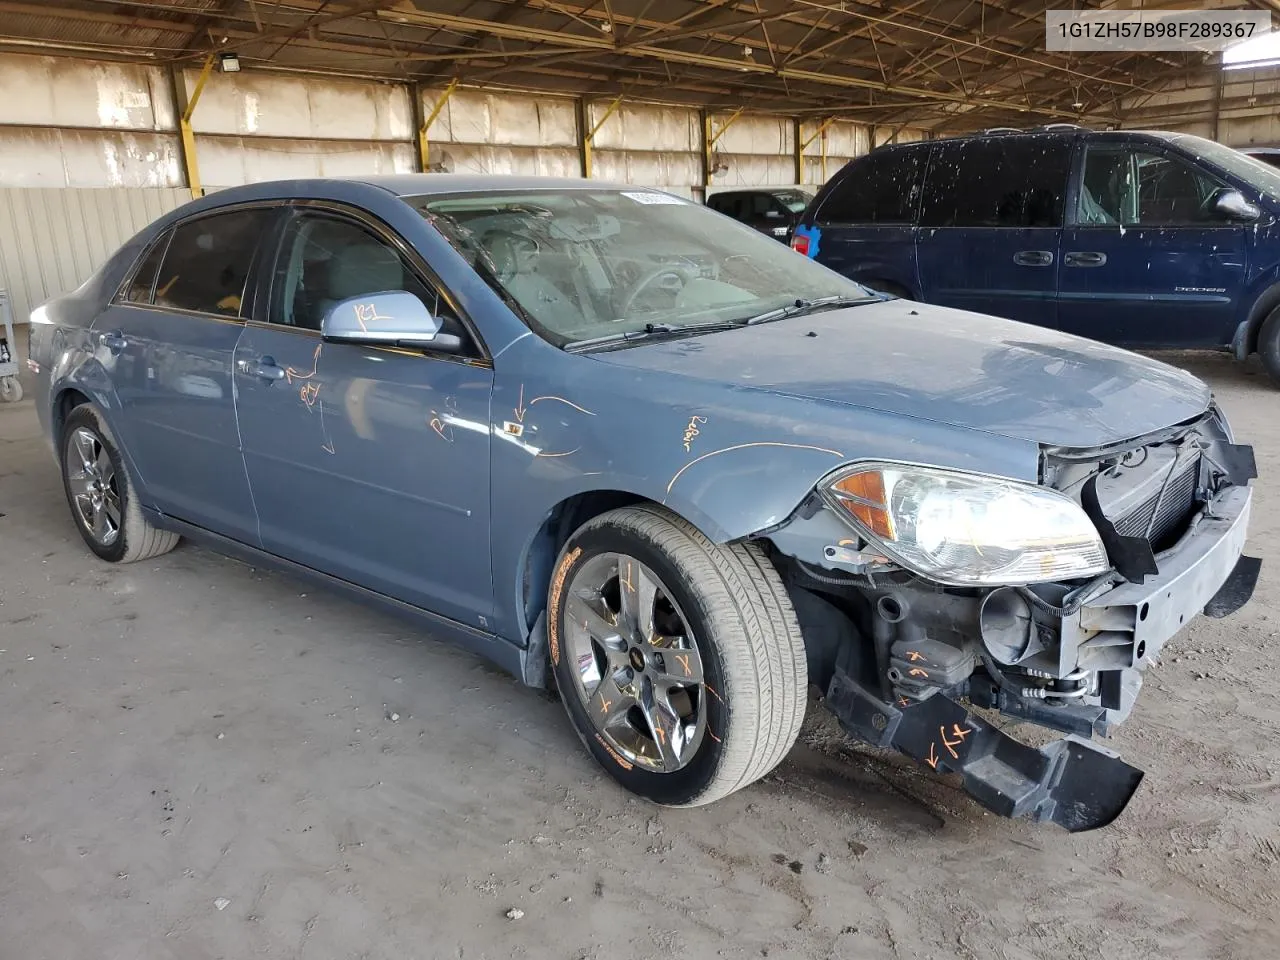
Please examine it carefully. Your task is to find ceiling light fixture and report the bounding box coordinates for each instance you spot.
[218,52,241,73]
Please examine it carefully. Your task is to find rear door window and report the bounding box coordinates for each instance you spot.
[920,137,1071,228]
[816,147,927,224]
[154,208,272,317]
[711,194,744,218]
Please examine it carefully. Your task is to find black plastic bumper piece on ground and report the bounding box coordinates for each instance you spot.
[826,670,1144,832]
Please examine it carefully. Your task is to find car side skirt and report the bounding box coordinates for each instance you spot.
[147,509,527,681]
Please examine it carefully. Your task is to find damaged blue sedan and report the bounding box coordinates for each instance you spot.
[27,176,1260,830]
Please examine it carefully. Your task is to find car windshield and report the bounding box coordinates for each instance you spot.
[409,188,867,347]
[1165,133,1280,199]
[775,190,813,213]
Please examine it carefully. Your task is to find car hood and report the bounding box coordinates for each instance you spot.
[589,300,1211,449]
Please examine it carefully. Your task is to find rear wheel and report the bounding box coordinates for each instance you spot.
[548,505,806,807]
[59,404,179,563]
[866,280,910,299]
[1257,305,1280,387]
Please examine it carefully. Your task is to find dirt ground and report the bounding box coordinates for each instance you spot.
[0,346,1276,960]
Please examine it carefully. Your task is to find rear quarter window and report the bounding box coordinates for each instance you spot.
[815,146,927,225]
[121,232,170,304]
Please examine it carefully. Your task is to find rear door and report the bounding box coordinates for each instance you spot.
[1057,140,1246,347]
[91,205,272,544]
[915,135,1070,326]
[809,145,926,295]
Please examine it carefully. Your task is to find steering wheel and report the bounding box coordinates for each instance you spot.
[620,264,697,317]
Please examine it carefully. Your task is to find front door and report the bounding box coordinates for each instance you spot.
[914,135,1071,327]
[1057,143,1247,347]
[91,207,270,544]
[233,206,495,628]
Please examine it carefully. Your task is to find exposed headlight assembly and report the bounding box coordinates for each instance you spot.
[820,463,1108,586]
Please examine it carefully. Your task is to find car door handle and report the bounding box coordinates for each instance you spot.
[1064,251,1107,267]
[98,330,128,352]
[237,357,286,382]
[1012,250,1054,267]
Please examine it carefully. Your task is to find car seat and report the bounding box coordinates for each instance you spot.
[483,231,588,330]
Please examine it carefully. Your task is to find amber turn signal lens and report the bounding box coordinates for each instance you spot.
[830,471,895,540]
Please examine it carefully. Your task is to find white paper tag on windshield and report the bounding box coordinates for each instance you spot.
[621,191,686,205]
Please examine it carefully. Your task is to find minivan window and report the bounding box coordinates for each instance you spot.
[920,137,1071,228]
[816,146,926,224]
[1079,147,1224,226]
[154,208,271,317]
[122,232,169,304]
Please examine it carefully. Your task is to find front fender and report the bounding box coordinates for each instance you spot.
[487,335,1039,643]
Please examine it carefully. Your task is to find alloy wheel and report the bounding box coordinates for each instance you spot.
[562,552,707,772]
[65,427,122,548]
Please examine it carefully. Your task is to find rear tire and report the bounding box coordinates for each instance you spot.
[1258,306,1280,387]
[548,505,806,807]
[866,280,910,300]
[59,404,180,563]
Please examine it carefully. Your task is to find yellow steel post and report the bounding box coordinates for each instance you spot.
[419,77,459,172]
[580,94,623,179]
[704,107,744,188]
[176,53,216,199]
[800,117,837,186]
[793,117,802,185]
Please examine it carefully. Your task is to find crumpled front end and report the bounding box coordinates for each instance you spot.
[767,407,1259,831]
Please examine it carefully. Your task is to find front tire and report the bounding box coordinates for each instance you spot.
[548,505,806,807]
[59,404,179,563]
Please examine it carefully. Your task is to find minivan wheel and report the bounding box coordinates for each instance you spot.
[1258,306,1280,387]
[59,404,180,563]
[547,505,806,807]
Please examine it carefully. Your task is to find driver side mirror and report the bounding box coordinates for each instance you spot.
[321,291,461,352]
[763,208,783,220]
[1211,187,1260,222]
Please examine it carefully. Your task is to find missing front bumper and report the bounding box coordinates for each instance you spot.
[827,669,1144,831]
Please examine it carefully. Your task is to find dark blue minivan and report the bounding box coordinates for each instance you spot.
[792,126,1280,384]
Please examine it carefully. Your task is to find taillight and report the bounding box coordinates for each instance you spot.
[790,234,810,256]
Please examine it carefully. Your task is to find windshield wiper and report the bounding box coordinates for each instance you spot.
[565,319,745,352]
[741,294,880,326]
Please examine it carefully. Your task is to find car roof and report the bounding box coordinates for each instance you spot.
[862,126,1205,157]
[199,174,661,209]
[712,187,807,194]
[356,174,638,196]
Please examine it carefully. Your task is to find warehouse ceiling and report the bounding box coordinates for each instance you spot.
[0,1,1255,130]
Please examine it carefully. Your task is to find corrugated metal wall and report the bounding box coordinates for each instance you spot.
[0,187,189,323]
[0,49,933,322]
[423,86,581,179]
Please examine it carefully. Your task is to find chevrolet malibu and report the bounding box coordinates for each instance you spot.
[28,176,1260,831]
